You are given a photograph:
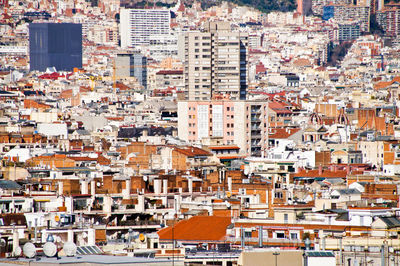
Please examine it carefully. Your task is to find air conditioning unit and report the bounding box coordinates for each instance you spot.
[245,202,250,208]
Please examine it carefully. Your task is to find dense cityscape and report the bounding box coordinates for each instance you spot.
[0,0,400,265]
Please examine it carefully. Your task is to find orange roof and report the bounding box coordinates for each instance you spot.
[158,216,231,241]
[374,76,400,90]
[208,146,240,150]
[174,147,212,157]
[294,169,347,178]
[269,128,301,139]
[218,155,245,160]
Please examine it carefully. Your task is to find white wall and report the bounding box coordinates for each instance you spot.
[308,256,335,266]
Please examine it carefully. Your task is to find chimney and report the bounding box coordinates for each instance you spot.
[91,180,96,197]
[188,179,193,194]
[318,164,322,175]
[163,179,168,194]
[81,180,88,194]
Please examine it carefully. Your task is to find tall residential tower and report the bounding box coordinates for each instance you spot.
[120,8,170,48]
[184,22,248,101]
[29,23,82,72]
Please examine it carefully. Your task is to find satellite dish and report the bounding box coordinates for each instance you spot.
[23,242,36,258]
[43,242,57,257]
[63,242,77,257]
[0,239,6,247]
[14,246,22,257]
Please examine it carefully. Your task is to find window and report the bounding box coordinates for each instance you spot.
[290,233,298,239]
[244,231,252,238]
[276,232,285,238]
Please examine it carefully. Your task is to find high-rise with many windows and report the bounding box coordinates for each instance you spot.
[184,22,248,101]
[120,8,170,48]
[115,53,147,89]
[178,100,268,157]
[29,23,82,71]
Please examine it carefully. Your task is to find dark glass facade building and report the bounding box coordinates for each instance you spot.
[29,23,82,72]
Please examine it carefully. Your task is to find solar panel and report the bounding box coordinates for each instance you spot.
[307,251,334,257]
[93,246,103,254]
[76,247,84,255]
[86,246,97,254]
[76,246,104,255]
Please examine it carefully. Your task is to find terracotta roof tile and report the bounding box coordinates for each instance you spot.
[158,216,231,241]
[294,169,347,178]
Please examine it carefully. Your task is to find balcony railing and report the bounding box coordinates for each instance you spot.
[226,237,302,244]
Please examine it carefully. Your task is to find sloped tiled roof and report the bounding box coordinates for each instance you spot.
[269,128,301,139]
[158,216,231,241]
[174,147,212,157]
[379,217,400,229]
[294,169,347,179]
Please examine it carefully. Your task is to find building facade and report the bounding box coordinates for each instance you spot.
[178,100,268,157]
[120,8,170,48]
[115,53,147,89]
[184,22,248,101]
[322,5,370,32]
[29,23,82,72]
[377,8,400,38]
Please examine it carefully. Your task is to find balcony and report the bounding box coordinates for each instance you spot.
[226,237,302,245]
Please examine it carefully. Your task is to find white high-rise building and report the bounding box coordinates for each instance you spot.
[120,8,171,48]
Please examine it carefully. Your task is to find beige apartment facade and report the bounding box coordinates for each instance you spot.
[184,22,248,101]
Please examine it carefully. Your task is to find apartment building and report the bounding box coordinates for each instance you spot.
[178,100,268,157]
[184,22,248,101]
[323,4,370,32]
[120,8,170,48]
[377,7,400,38]
[115,53,147,89]
[155,70,184,91]
[337,21,361,42]
[312,0,352,16]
